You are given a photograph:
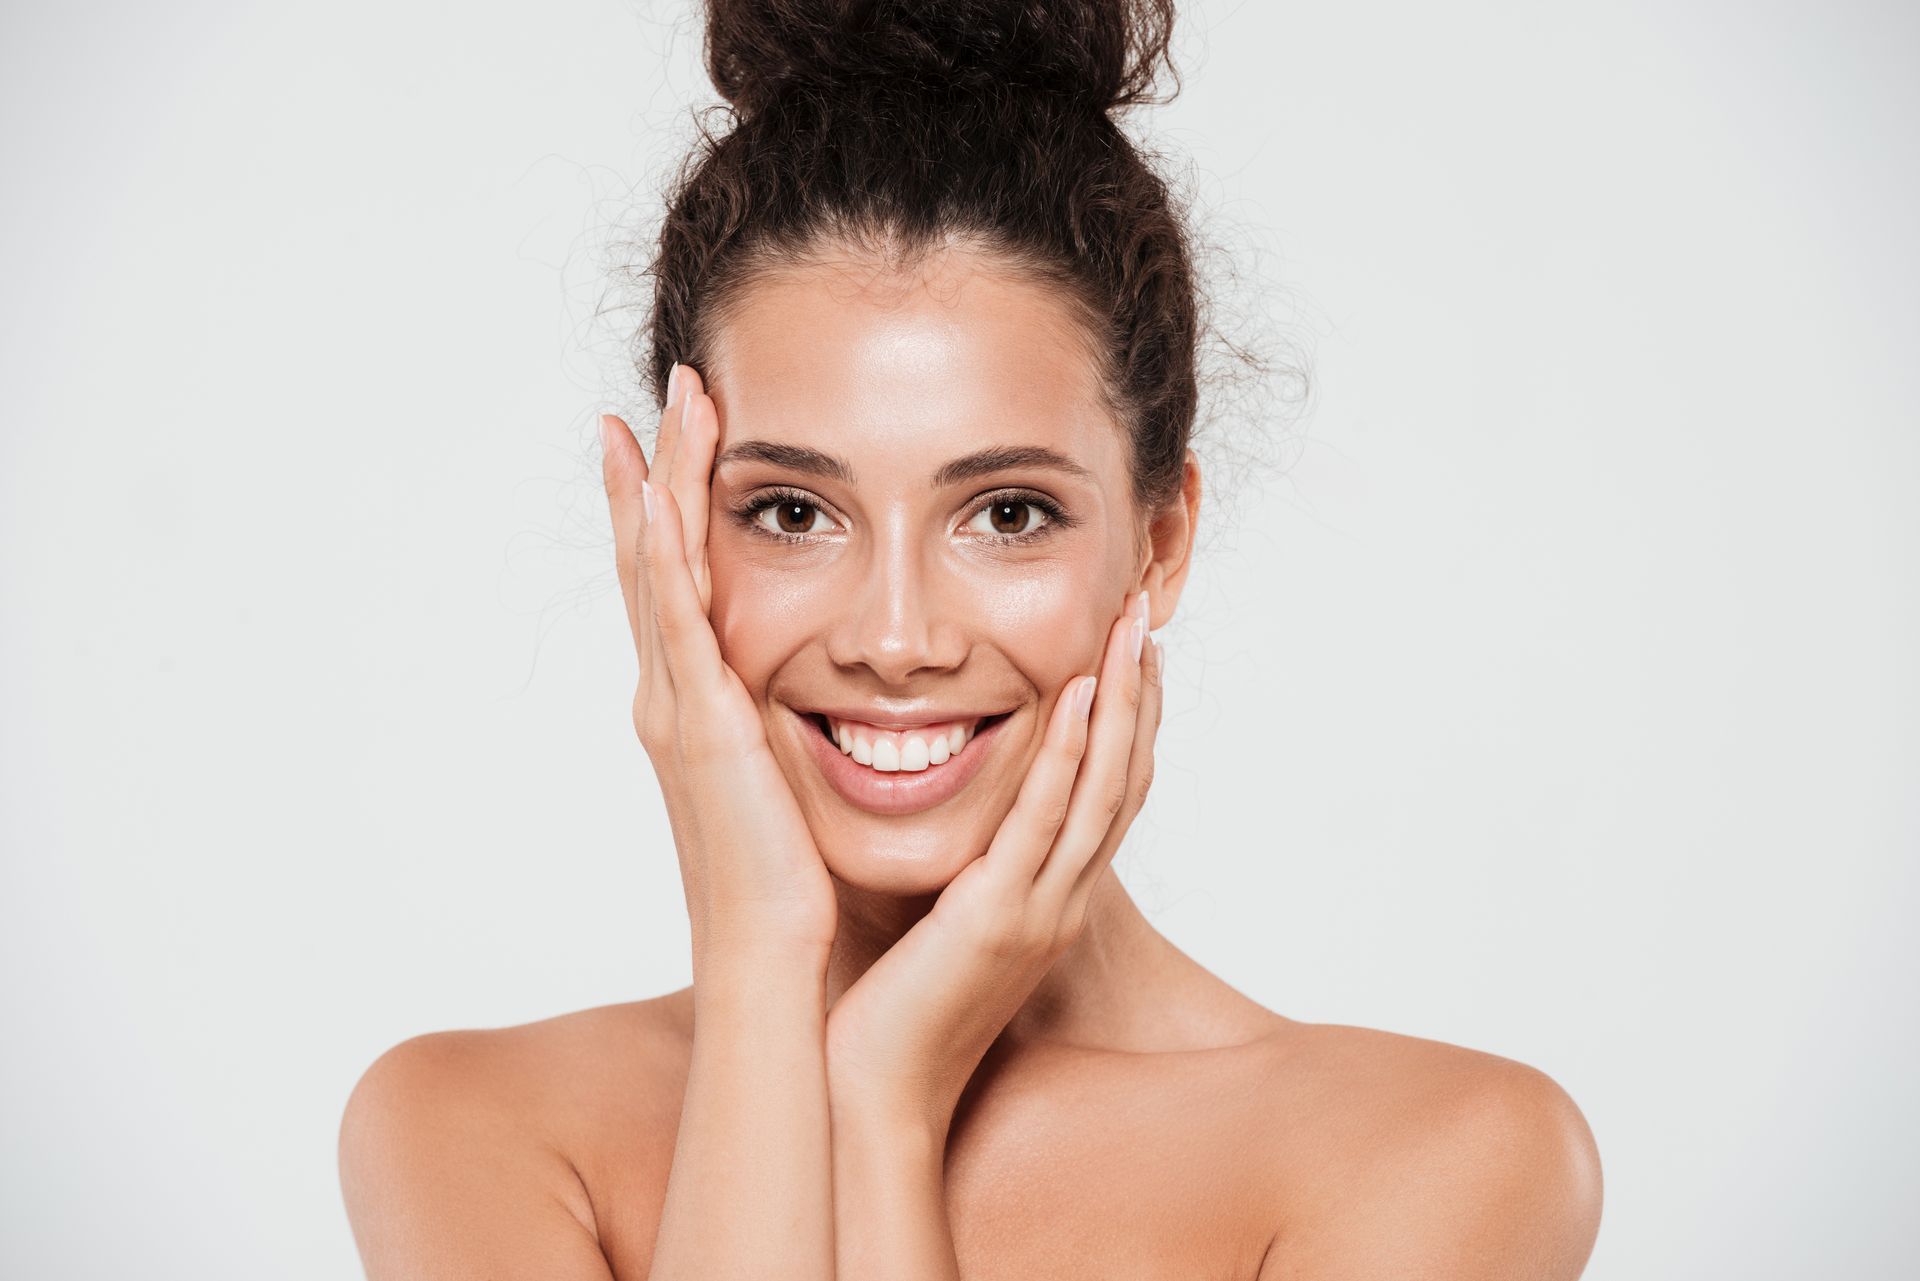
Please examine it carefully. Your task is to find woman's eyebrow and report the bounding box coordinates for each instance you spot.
[931,445,1094,487]
[713,440,853,483]
[713,441,1092,486]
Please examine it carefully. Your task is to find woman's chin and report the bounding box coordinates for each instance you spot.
[815,825,985,897]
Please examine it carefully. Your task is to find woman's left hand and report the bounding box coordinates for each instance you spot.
[823,590,1164,1137]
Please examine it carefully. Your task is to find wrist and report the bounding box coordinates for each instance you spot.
[692,916,832,975]
[686,874,838,961]
[829,1085,952,1157]
[828,1071,955,1149]
[692,938,830,1017]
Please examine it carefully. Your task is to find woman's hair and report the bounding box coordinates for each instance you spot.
[643,0,1198,513]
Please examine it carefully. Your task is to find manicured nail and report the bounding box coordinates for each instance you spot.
[1074,676,1098,719]
[1130,614,1146,662]
[666,361,681,404]
[1153,639,1164,674]
[640,480,654,525]
[596,413,613,453]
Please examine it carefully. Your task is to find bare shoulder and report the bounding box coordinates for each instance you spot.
[337,991,693,1280]
[1248,1021,1602,1280]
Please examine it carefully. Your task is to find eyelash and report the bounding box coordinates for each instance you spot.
[731,486,1074,546]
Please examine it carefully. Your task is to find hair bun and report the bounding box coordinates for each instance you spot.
[705,0,1178,120]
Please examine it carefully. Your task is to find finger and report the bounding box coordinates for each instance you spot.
[598,413,653,657]
[667,380,718,609]
[653,362,694,492]
[978,668,1098,892]
[639,477,730,699]
[1036,592,1150,905]
[1060,632,1164,921]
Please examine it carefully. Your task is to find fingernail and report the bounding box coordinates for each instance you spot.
[1074,676,1097,719]
[1130,615,1146,662]
[640,480,654,525]
[1153,639,1164,673]
[666,361,681,404]
[596,413,612,453]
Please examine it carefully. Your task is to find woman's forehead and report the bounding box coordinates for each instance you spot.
[706,250,1123,480]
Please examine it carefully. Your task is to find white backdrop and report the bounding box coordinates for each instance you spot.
[2,1,1914,1276]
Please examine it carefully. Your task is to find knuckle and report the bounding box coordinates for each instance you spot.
[633,692,670,749]
[649,593,683,636]
[1130,762,1156,811]
[1038,796,1072,832]
[1099,774,1130,819]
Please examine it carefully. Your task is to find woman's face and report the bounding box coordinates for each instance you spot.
[702,246,1154,896]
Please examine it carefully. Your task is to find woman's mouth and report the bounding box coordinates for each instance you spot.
[819,712,1004,771]
[789,706,1015,816]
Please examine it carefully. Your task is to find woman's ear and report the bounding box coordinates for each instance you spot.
[1135,450,1202,631]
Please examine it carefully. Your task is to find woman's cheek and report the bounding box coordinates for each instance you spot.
[969,557,1116,687]
[706,555,821,691]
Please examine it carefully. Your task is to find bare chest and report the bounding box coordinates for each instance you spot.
[586,1045,1279,1281]
[940,1074,1278,1280]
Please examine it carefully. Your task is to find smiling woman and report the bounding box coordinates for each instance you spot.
[337,1,1602,1278]
[700,254,1161,890]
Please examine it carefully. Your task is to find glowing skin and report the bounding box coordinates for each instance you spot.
[701,247,1146,896]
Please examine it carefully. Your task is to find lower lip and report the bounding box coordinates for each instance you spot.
[793,708,1010,816]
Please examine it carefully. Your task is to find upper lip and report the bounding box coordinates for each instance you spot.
[793,703,1009,730]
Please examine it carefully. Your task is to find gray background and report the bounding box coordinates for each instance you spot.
[2,0,1914,1275]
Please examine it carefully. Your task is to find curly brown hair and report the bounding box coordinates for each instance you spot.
[641,0,1201,514]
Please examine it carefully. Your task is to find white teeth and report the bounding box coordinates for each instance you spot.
[823,714,987,772]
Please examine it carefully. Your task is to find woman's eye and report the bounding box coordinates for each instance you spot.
[744,492,1058,542]
[966,498,1051,539]
[753,498,838,537]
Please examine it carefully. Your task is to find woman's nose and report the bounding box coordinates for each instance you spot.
[826,532,967,684]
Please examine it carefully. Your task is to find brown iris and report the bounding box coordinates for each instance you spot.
[774,501,815,534]
[985,500,1031,535]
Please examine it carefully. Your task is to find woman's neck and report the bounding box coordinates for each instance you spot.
[824,867,1243,1054]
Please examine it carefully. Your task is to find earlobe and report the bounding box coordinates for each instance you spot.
[1134,453,1202,631]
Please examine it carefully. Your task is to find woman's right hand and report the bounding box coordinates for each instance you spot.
[600,365,839,964]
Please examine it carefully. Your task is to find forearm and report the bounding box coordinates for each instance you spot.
[830,1097,960,1280]
[648,947,834,1281]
